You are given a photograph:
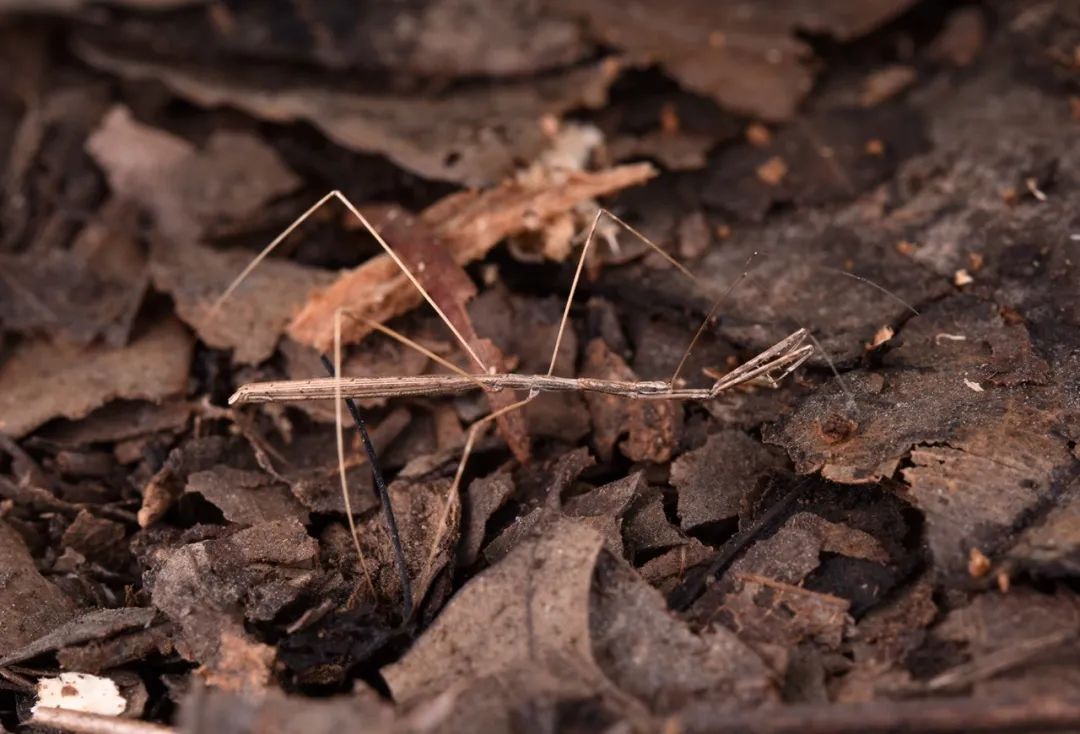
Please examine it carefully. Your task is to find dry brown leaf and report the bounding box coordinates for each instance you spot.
[385,515,773,721]
[86,105,300,243]
[548,0,917,121]
[149,238,335,364]
[0,316,193,439]
[76,41,622,186]
[289,162,656,351]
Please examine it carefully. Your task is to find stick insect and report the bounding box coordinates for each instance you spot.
[213,190,815,619]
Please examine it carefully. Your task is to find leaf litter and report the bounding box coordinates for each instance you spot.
[2,2,1080,732]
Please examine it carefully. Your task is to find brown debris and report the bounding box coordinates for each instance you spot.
[288,162,657,351]
[86,105,300,243]
[138,436,253,527]
[58,623,174,674]
[185,467,309,525]
[0,521,78,657]
[0,201,147,346]
[459,469,515,568]
[385,516,771,722]
[860,65,917,107]
[929,7,986,67]
[548,0,917,121]
[148,519,322,690]
[76,42,622,186]
[0,316,193,439]
[0,606,155,667]
[150,239,335,365]
[704,105,928,221]
[61,509,127,568]
[328,475,460,614]
[670,430,784,532]
[581,338,683,463]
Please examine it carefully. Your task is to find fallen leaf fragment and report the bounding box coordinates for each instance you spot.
[86,105,300,243]
[148,519,321,691]
[0,607,157,667]
[289,162,656,351]
[670,430,783,532]
[0,316,193,439]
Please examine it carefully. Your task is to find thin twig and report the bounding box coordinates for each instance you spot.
[30,709,174,734]
[320,354,413,622]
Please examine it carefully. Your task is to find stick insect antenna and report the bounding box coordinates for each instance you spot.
[670,251,759,386]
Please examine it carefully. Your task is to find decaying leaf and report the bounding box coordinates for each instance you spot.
[386,515,774,724]
[288,162,656,351]
[0,607,157,667]
[76,41,622,186]
[149,238,334,364]
[86,105,300,243]
[138,436,255,527]
[670,430,784,532]
[766,298,1075,577]
[0,316,193,439]
[147,519,322,691]
[185,467,309,525]
[0,202,147,346]
[326,473,460,614]
[459,469,515,568]
[548,0,918,121]
[0,521,78,657]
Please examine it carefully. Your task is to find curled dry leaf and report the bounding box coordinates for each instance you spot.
[289,162,657,352]
[76,41,622,186]
[185,467,310,526]
[86,105,300,243]
[0,316,193,439]
[0,607,157,667]
[385,516,774,723]
[548,0,917,121]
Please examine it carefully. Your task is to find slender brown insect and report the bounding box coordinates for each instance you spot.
[213,191,814,609]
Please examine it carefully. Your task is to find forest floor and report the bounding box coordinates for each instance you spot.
[0,1,1078,732]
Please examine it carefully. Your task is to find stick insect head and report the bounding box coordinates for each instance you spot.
[707,328,814,397]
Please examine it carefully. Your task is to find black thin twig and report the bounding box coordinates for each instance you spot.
[667,476,809,611]
[320,355,413,622]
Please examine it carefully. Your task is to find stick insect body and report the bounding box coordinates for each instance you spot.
[214,190,815,619]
